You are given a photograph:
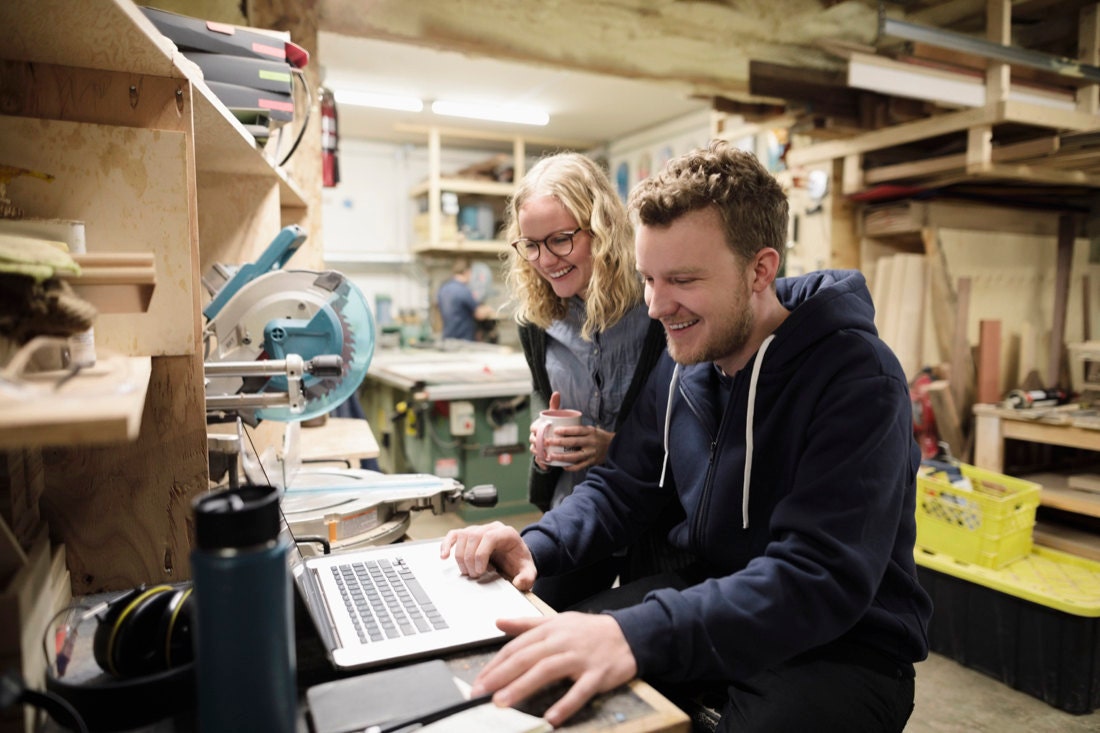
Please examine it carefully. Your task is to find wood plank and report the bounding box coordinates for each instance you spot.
[1077,3,1100,114]
[789,97,1099,171]
[972,406,1007,472]
[1067,473,1100,494]
[985,0,1011,104]
[1038,484,1100,518]
[0,356,152,450]
[40,353,208,595]
[895,254,926,380]
[1033,519,1100,561]
[1049,214,1075,388]
[950,276,973,416]
[864,135,1060,185]
[0,116,196,358]
[999,418,1100,453]
[927,379,966,457]
[977,319,1003,404]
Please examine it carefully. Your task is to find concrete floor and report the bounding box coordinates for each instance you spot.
[909,652,1100,732]
[409,508,1100,732]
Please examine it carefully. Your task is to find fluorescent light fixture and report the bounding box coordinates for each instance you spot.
[333,89,424,112]
[431,99,549,126]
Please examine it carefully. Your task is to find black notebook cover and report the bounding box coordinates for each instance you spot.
[307,659,466,733]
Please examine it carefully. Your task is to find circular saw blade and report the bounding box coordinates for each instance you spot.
[207,269,375,423]
[257,270,375,422]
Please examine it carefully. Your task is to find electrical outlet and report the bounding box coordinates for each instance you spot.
[449,401,475,436]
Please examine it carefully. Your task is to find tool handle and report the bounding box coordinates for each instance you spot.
[462,485,498,508]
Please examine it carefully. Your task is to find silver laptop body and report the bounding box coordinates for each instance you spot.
[287,523,543,671]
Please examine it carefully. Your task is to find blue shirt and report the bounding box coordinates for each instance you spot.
[437,278,480,341]
[544,297,652,505]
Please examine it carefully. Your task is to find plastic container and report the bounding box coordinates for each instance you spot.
[191,484,297,733]
[915,462,1041,569]
[916,545,1100,714]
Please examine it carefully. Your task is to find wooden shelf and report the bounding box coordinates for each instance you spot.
[1034,519,1100,562]
[407,127,523,254]
[1019,471,1100,520]
[0,355,151,449]
[787,100,1100,197]
[412,239,509,256]
[408,177,515,198]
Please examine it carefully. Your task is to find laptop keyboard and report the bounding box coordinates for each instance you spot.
[330,557,449,644]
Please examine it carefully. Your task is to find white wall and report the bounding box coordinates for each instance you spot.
[321,138,509,330]
[321,111,716,336]
[607,109,713,200]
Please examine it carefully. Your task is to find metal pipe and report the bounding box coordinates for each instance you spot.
[880,16,1100,84]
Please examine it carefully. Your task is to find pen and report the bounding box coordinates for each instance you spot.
[362,692,496,733]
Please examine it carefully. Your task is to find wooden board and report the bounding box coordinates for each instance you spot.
[40,354,208,595]
[0,356,151,450]
[0,116,196,358]
[977,320,1003,404]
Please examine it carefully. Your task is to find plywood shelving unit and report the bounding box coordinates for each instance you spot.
[0,3,315,723]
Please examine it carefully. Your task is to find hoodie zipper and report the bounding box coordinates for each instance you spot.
[679,378,723,553]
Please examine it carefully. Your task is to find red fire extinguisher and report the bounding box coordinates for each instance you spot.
[321,87,339,187]
[910,367,939,459]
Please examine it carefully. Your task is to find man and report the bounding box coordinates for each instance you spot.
[436,257,495,341]
[441,140,932,732]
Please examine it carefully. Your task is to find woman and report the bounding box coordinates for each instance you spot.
[502,152,686,609]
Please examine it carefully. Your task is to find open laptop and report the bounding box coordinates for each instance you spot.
[283,510,544,671]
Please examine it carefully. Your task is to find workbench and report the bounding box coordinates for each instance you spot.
[972,403,1100,560]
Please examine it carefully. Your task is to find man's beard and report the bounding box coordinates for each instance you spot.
[665,291,753,367]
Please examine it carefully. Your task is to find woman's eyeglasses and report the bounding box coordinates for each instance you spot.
[510,227,585,262]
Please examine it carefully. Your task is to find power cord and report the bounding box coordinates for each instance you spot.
[1,669,89,733]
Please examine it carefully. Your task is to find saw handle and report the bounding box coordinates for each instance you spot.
[462,485,498,508]
[202,225,307,320]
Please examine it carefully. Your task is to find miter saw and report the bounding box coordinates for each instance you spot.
[202,226,497,547]
[202,225,374,423]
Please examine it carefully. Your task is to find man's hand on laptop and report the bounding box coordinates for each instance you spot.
[440,522,537,591]
[471,612,637,728]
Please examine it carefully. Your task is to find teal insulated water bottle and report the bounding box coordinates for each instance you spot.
[191,484,296,733]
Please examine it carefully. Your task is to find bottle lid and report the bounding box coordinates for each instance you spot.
[193,484,281,550]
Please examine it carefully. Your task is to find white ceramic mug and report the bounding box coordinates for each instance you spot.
[532,408,582,467]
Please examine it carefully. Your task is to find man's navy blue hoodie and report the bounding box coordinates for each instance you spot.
[521,269,933,684]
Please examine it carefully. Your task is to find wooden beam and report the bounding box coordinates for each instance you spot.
[1048,213,1076,388]
[788,100,1100,168]
[985,0,1011,104]
[927,379,966,458]
[1078,3,1100,114]
[950,276,973,414]
[863,135,1060,184]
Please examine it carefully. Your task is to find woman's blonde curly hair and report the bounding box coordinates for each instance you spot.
[502,152,641,341]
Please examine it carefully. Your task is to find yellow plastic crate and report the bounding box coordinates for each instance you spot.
[915,462,1041,569]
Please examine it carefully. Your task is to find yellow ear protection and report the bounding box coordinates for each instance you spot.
[46,585,197,731]
[92,584,195,678]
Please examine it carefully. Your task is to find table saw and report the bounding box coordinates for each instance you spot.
[360,342,537,519]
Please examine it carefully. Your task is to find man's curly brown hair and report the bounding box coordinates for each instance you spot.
[627,139,788,272]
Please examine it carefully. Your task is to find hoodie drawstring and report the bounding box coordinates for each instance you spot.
[741,334,775,529]
[659,363,681,488]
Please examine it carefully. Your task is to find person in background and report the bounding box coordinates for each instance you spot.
[441,140,932,731]
[437,257,495,341]
[501,151,689,610]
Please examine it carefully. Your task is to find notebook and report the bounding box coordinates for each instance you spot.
[283,511,543,671]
